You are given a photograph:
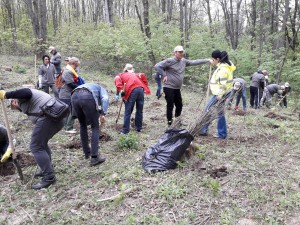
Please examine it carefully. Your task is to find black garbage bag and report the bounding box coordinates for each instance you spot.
[142,128,194,172]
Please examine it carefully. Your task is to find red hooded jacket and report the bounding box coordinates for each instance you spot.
[114,72,151,100]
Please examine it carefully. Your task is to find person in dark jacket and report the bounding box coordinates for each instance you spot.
[71,83,108,166]
[280,82,291,108]
[260,84,284,108]
[0,124,10,162]
[38,55,59,97]
[249,70,266,109]
[49,46,62,75]
[0,88,64,190]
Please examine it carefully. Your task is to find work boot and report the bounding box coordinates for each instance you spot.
[32,177,56,190]
[85,152,91,160]
[90,156,106,166]
[34,167,44,178]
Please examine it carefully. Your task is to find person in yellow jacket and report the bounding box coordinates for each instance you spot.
[200,50,236,139]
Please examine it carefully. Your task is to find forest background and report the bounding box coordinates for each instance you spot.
[0,0,299,103]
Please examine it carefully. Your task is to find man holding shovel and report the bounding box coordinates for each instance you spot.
[155,46,210,126]
[0,88,64,189]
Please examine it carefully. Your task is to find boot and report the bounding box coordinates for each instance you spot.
[32,177,56,190]
[90,156,106,166]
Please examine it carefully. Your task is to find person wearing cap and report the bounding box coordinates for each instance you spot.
[0,88,64,189]
[260,83,284,108]
[249,70,266,109]
[38,55,59,98]
[155,45,210,126]
[200,50,236,139]
[114,64,151,134]
[48,46,62,75]
[71,83,108,166]
[0,124,11,163]
[227,78,247,111]
[280,82,291,108]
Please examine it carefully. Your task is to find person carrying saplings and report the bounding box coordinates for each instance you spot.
[0,88,64,190]
[71,83,108,166]
[260,84,284,108]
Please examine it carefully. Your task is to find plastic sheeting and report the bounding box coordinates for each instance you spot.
[142,128,194,172]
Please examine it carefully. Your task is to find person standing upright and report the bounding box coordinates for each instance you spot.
[155,45,210,126]
[49,46,62,76]
[200,50,236,139]
[115,64,151,134]
[249,70,266,109]
[38,55,59,98]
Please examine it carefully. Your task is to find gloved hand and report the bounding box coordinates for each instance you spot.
[0,90,6,100]
[217,94,223,100]
[1,147,12,163]
[234,105,239,111]
[121,91,125,97]
[115,95,119,101]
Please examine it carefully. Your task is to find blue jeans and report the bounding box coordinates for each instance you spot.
[71,90,100,157]
[123,87,144,134]
[229,87,247,109]
[200,95,227,139]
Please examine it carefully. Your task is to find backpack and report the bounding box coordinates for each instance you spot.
[55,72,63,88]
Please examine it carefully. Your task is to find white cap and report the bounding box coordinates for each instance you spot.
[280,85,285,90]
[49,46,56,53]
[174,45,184,52]
[284,82,290,87]
[233,82,241,90]
[123,63,133,72]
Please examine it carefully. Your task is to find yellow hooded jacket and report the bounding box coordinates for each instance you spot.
[210,62,236,96]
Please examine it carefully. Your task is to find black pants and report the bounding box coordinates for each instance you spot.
[250,86,260,109]
[71,89,100,158]
[163,87,182,122]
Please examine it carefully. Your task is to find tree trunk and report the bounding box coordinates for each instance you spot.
[108,0,114,26]
[184,0,190,58]
[258,0,265,66]
[166,0,173,23]
[4,0,17,50]
[249,0,256,50]
[179,0,184,46]
[161,0,166,14]
[205,0,213,37]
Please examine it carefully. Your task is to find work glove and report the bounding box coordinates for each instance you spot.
[234,105,239,111]
[121,91,125,97]
[115,95,119,101]
[0,90,6,100]
[1,147,12,163]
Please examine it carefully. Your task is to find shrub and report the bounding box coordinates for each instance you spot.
[117,132,139,150]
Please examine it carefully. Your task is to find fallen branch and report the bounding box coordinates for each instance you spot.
[97,188,135,202]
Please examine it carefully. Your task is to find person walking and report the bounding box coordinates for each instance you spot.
[155,45,210,126]
[59,57,80,133]
[71,83,108,166]
[38,55,59,98]
[0,88,64,189]
[227,78,247,111]
[200,50,236,139]
[49,46,62,76]
[249,70,266,109]
[114,64,151,134]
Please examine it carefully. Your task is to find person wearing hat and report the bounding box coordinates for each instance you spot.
[155,45,210,126]
[249,70,266,109]
[227,78,247,111]
[0,124,10,163]
[49,46,62,76]
[38,54,59,98]
[280,82,291,108]
[260,83,284,108]
[114,63,151,134]
[200,50,236,139]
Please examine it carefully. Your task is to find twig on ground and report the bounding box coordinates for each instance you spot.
[97,187,135,202]
[19,206,34,223]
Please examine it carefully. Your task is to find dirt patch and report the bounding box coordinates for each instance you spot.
[194,136,228,147]
[232,110,247,116]
[63,139,82,149]
[208,166,228,178]
[264,112,294,121]
[0,152,35,176]
[150,102,162,107]
[99,131,113,142]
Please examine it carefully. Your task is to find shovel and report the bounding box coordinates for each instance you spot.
[1,99,24,181]
[115,83,126,129]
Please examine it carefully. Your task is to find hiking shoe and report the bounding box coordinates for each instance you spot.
[168,120,172,126]
[90,156,106,166]
[157,93,162,100]
[213,134,226,139]
[32,177,56,190]
[85,153,91,160]
[34,168,44,178]
[65,129,77,134]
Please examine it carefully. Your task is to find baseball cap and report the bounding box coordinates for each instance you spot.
[233,82,241,90]
[123,63,134,72]
[174,46,184,52]
[284,82,290,87]
[49,46,56,53]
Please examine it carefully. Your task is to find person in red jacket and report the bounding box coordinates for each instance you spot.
[115,64,151,134]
